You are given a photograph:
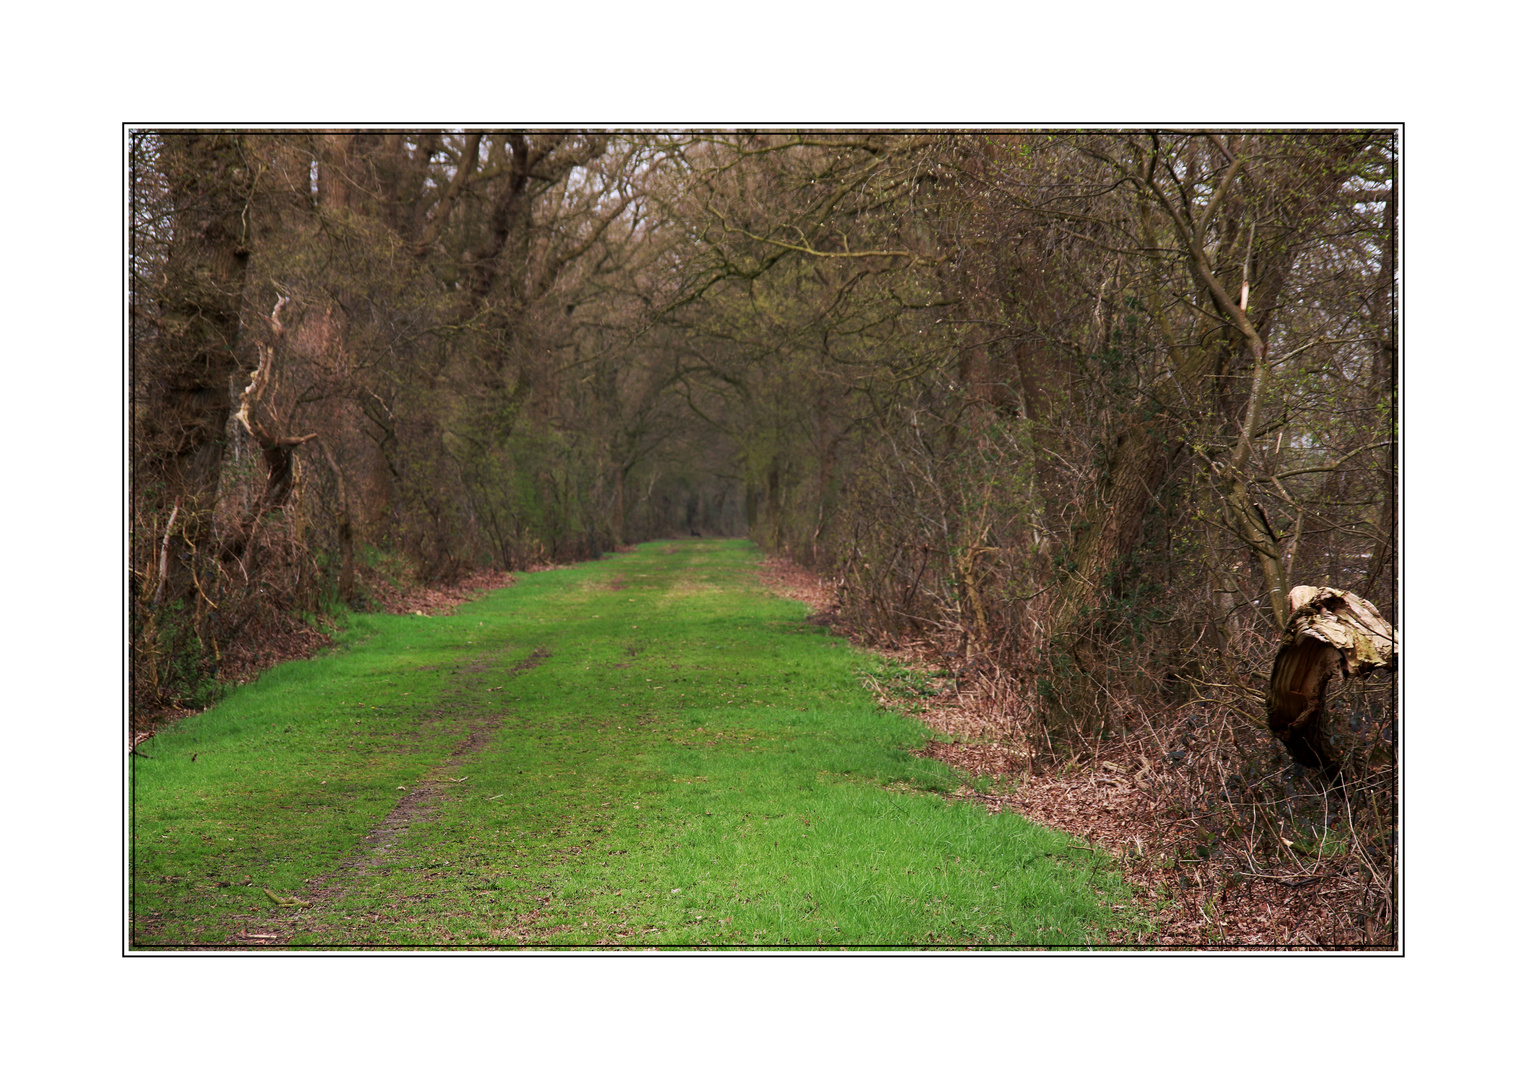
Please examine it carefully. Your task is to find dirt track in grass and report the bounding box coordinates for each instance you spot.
[225,645,554,947]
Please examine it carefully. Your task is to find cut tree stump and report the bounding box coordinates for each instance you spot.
[1265,585,1397,779]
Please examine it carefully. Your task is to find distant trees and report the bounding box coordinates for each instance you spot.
[131,127,1397,761]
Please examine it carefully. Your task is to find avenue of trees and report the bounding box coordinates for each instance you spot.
[131,129,1396,766]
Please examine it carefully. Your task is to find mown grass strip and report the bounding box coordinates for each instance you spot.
[130,539,1139,949]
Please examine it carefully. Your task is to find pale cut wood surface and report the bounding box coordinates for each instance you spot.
[1267,586,1397,776]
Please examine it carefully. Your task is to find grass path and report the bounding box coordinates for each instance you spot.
[131,539,1136,949]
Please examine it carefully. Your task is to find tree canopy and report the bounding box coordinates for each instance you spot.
[130,128,1396,755]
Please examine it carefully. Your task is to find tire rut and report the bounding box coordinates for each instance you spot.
[227,645,551,947]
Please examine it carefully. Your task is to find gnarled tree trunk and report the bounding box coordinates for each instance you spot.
[219,298,319,567]
[1266,585,1397,779]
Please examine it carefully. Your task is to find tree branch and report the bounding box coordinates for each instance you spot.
[414,132,482,258]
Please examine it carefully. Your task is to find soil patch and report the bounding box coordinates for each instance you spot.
[331,716,505,872]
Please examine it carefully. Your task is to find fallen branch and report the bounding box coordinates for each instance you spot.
[151,499,180,609]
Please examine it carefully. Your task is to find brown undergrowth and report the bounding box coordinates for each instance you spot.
[354,565,515,618]
[758,555,1398,951]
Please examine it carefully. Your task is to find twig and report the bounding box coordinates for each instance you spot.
[262,887,311,908]
[152,499,180,608]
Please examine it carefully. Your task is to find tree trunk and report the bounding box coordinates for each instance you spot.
[314,437,356,604]
[140,132,256,612]
[1041,417,1172,734]
[1363,171,1398,608]
[1266,585,1397,779]
[1047,419,1170,648]
[219,302,319,566]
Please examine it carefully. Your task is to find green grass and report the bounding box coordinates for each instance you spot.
[131,538,1139,949]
